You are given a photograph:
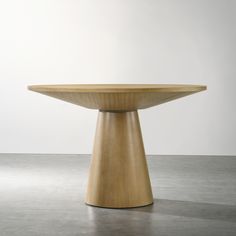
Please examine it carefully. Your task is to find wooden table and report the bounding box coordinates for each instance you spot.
[28,84,206,208]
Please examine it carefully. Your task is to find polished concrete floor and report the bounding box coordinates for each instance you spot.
[0,154,235,236]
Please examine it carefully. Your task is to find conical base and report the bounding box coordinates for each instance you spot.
[86,111,153,208]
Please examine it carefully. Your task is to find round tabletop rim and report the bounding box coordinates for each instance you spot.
[28,84,207,93]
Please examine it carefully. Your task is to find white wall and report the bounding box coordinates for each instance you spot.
[0,0,235,155]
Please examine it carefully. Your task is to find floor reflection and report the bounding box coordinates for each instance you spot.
[87,204,154,235]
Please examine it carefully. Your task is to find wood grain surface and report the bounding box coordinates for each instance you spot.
[28,83,206,208]
[86,111,153,208]
[28,84,206,111]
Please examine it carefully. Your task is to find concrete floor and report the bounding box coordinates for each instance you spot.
[0,154,235,236]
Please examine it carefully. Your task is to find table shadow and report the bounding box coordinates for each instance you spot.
[127,198,236,223]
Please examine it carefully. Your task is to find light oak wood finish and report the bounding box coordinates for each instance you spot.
[86,111,153,208]
[28,84,206,111]
[28,84,206,208]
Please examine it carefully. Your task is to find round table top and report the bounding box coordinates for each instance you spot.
[28,84,206,111]
[28,84,206,93]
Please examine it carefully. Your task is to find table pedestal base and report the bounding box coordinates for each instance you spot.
[86,110,153,208]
